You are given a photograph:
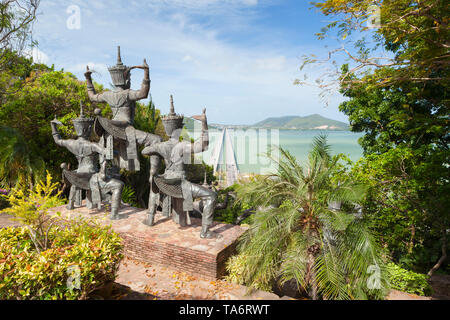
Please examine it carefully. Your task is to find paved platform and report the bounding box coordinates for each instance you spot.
[114,257,282,300]
[48,203,248,280]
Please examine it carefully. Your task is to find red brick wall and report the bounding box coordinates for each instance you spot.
[120,232,238,280]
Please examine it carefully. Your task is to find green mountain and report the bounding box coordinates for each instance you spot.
[253,114,349,130]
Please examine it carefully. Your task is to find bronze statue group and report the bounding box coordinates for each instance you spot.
[51,46,219,239]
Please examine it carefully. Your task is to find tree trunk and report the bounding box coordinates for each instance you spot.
[306,252,319,300]
[408,225,416,254]
[428,232,447,277]
[309,270,318,300]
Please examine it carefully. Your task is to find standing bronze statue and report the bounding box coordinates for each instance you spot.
[142,96,219,239]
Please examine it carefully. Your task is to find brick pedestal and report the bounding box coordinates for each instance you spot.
[49,204,247,280]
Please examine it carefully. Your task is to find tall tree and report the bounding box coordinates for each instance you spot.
[0,0,40,71]
[300,0,449,275]
[297,0,449,92]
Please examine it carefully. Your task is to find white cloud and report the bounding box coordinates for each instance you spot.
[145,0,258,9]
[32,0,348,124]
[68,62,109,78]
[182,55,193,62]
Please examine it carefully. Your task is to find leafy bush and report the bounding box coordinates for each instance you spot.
[0,221,123,300]
[350,147,449,274]
[184,161,216,185]
[225,254,272,292]
[214,186,253,225]
[0,173,123,299]
[1,172,65,252]
[386,263,432,297]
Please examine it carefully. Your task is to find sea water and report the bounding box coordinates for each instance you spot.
[190,129,364,174]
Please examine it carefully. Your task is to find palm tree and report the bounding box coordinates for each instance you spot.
[0,126,44,190]
[232,135,389,300]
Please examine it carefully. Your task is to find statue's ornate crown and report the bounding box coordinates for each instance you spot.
[108,46,128,86]
[162,95,184,135]
[72,102,94,138]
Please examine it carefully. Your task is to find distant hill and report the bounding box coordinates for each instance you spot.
[252,114,349,130]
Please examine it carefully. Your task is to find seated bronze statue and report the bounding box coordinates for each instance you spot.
[51,104,124,220]
[84,46,161,174]
[142,96,219,239]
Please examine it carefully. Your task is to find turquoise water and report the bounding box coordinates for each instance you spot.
[276,130,364,163]
[190,129,364,174]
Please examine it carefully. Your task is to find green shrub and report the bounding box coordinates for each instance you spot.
[225,253,272,292]
[0,172,123,300]
[386,263,432,296]
[213,185,253,225]
[0,220,123,300]
[1,173,65,252]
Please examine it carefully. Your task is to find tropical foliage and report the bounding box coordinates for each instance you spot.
[121,185,138,208]
[348,147,449,274]
[386,263,432,297]
[213,185,253,225]
[0,173,123,299]
[0,52,108,190]
[228,136,389,300]
[0,222,123,300]
[1,172,65,252]
[300,0,449,277]
[0,126,44,190]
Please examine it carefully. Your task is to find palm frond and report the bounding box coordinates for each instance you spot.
[279,230,309,291]
[231,135,389,299]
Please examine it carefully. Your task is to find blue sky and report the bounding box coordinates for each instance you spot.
[31,0,352,125]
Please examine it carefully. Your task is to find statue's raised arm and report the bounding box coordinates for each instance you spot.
[85,46,150,106]
[128,58,150,101]
[85,46,162,173]
[85,65,105,103]
[187,107,209,154]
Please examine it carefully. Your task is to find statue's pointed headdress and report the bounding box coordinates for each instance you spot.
[161,95,184,136]
[72,101,94,139]
[108,46,129,87]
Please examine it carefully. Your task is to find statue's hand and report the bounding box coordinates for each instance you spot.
[130,59,149,70]
[84,66,93,78]
[143,58,149,70]
[51,117,63,126]
[142,146,151,156]
[191,108,207,122]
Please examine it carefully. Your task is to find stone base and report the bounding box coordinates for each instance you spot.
[49,204,247,280]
